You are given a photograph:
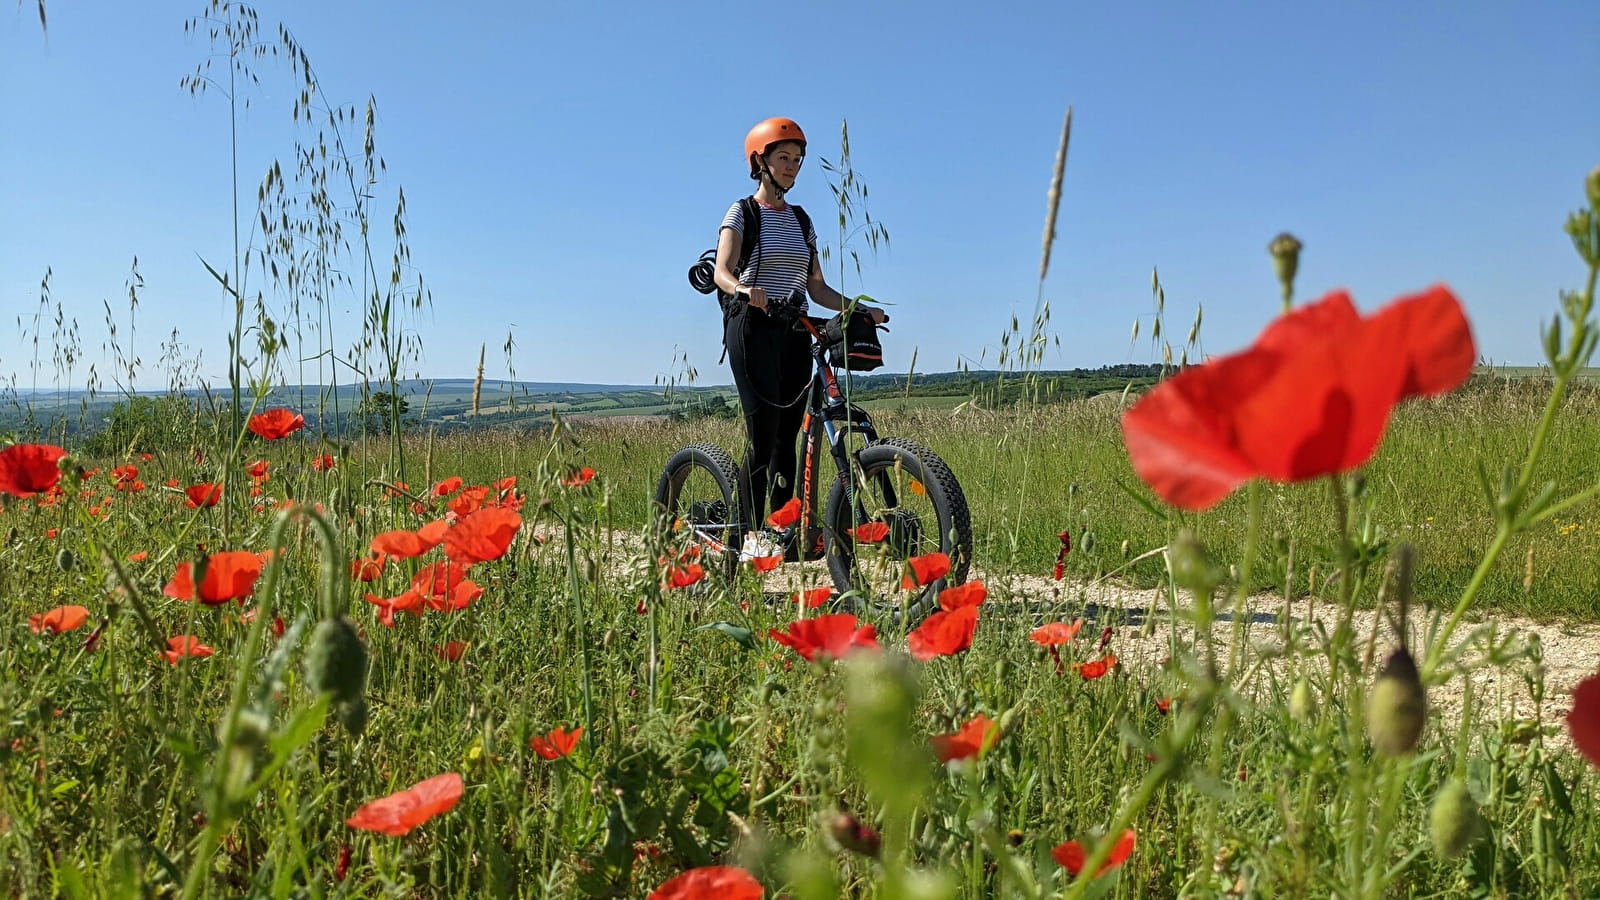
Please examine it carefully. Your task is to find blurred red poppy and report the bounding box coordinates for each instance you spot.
[0,443,66,497]
[931,713,998,763]
[371,529,436,559]
[162,635,215,665]
[163,551,265,605]
[1123,286,1475,511]
[434,641,469,662]
[495,475,517,494]
[1053,829,1136,877]
[769,614,879,663]
[432,476,464,497]
[184,483,223,509]
[902,552,952,589]
[667,563,705,589]
[128,551,149,562]
[1569,674,1600,770]
[1074,653,1118,680]
[908,605,980,661]
[791,586,834,609]
[443,507,522,566]
[1030,619,1084,646]
[649,866,763,900]
[851,521,889,543]
[937,579,987,611]
[345,772,464,836]
[246,460,270,479]
[563,467,596,487]
[417,519,450,545]
[311,453,336,471]
[29,604,90,634]
[767,497,801,528]
[350,554,387,582]
[248,408,305,441]
[750,554,782,573]
[530,725,582,760]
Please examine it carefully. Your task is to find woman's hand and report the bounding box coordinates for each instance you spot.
[866,307,888,325]
[742,286,769,311]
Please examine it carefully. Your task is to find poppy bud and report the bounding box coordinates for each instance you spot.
[1168,529,1221,596]
[1587,165,1600,211]
[305,616,368,705]
[1289,678,1314,721]
[1429,777,1480,859]
[55,548,75,572]
[336,697,369,736]
[1367,648,1427,756]
[223,708,272,754]
[1080,531,1096,553]
[1267,232,1303,296]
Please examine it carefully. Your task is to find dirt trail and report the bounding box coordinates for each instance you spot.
[554,527,1598,754]
[747,558,1599,753]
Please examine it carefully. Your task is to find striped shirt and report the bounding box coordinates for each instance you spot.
[721,200,817,311]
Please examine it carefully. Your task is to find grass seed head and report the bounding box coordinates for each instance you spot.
[1367,648,1427,756]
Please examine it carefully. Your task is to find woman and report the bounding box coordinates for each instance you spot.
[712,117,888,558]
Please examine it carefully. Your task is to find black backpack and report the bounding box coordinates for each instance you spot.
[688,197,815,316]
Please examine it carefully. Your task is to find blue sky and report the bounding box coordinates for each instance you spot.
[2,1,1596,391]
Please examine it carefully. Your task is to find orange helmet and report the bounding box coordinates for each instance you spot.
[744,117,806,170]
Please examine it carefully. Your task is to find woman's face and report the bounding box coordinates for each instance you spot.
[764,141,804,187]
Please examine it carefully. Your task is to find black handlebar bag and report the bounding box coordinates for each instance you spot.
[823,311,884,372]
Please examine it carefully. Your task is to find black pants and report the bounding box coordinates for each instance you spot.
[725,306,811,528]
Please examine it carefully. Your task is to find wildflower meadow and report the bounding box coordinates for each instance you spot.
[5,5,1600,899]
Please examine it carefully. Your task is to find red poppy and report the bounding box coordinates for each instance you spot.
[162,635,215,665]
[417,519,450,544]
[530,725,583,760]
[1030,619,1085,646]
[29,605,90,634]
[902,552,952,589]
[769,614,879,663]
[345,772,464,836]
[311,453,336,471]
[0,443,67,497]
[767,497,801,529]
[1074,653,1119,680]
[931,713,998,763]
[937,579,987,611]
[246,460,270,479]
[1053,530,1072,580]
[111,464,139,490]
[432,476,464,497]
[128,551,149,562]
[0,441,66,496]
[1155,697,1173,714]
[495,475,517,494]
[562,467,596,487]
[434,641,469,662]
[139,452,154,462]
[184,483,223,508]
[851,521,890,543]
[750,554,783,573]
[410,562,483,612]
[649,866,763,900]
[163,551,265,605]
[1053,829,1136,878]
[248,408,306,441]
[350,554,387,582]
[907,605,980,661]
[791,586,834,609]
[1569,674,1600,770]
[371,528,438,559]
[443,507,522,566]
[1123,286,1475,511]
[365,589,424,628]
[667,563,706,589]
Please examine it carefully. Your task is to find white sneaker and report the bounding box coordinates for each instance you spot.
[739,530,782,562]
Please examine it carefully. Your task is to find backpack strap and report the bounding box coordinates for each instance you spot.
[789,203,816,280]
